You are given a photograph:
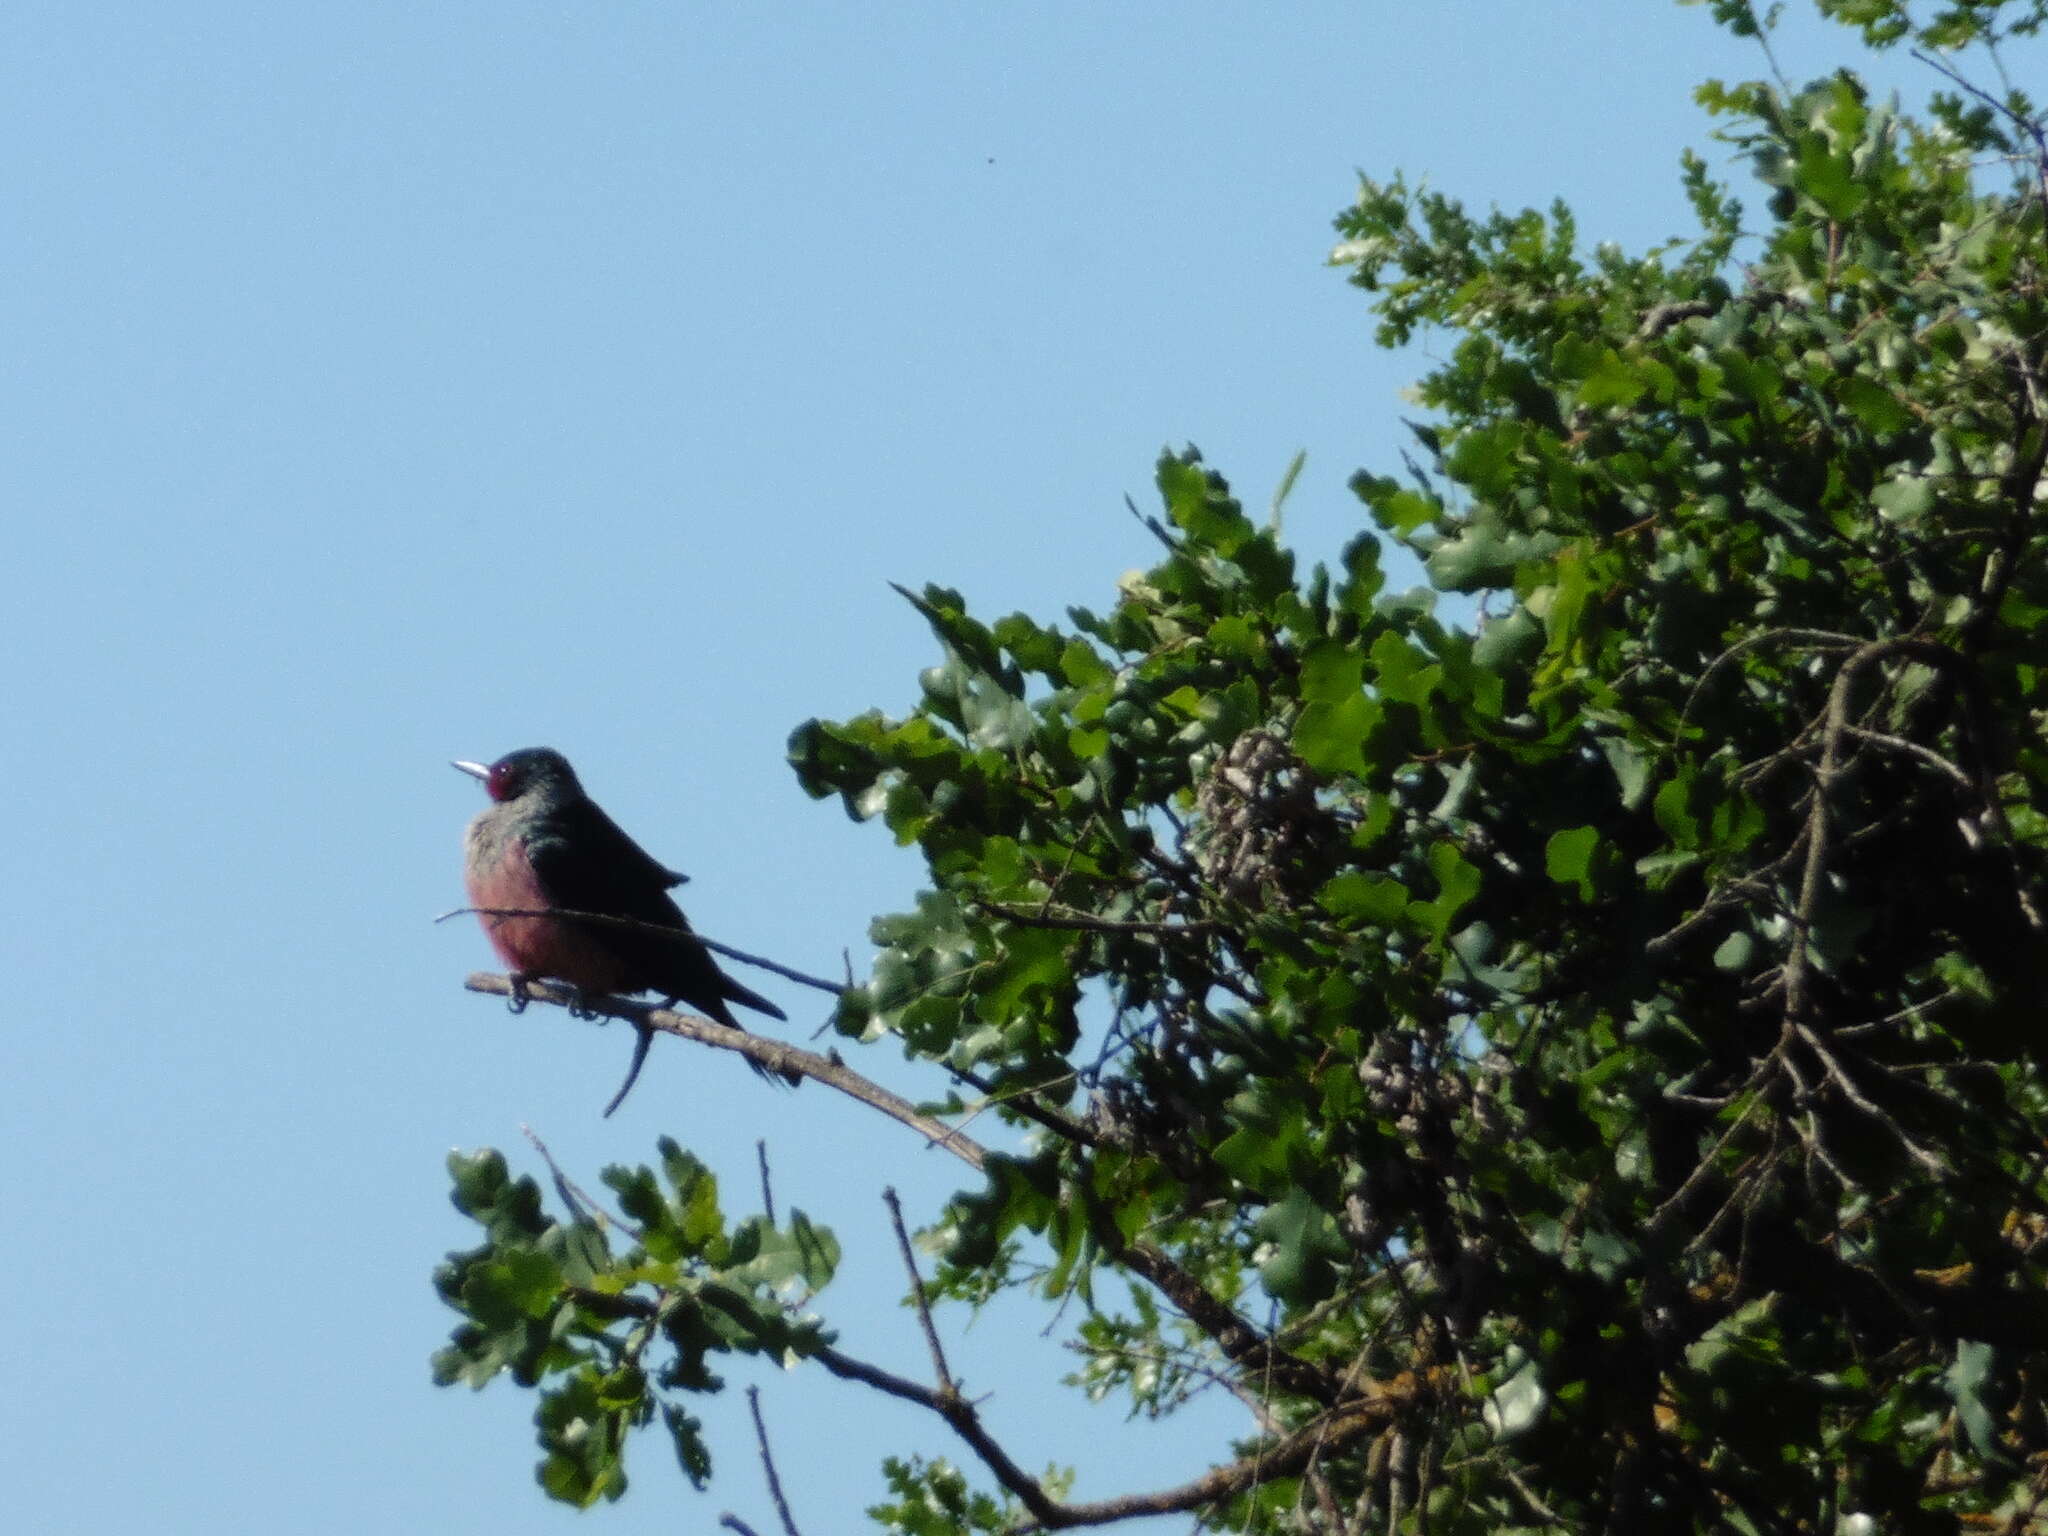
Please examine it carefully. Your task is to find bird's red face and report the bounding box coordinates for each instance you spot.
[484,759,525,802]
[455,747,575,804]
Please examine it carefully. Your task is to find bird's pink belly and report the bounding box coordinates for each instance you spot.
[466,843,634,992]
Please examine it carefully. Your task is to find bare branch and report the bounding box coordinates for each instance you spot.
[519,1122,631,1236]
[755,1139,777,1227]
[1678,627,1863,730]
[464,973,986,1167]
[1644,867,1797,960]
[946,1059,1099,1152]
[810,1339,1405,1531]
[1102,1238,1337,1406]
[1501,1463,1568,1527]
[556,1269,1364,1527]
[1841,725,1976,789]
[1792,1021,1951,1178]
[440,906,845,996]
[885,1187,955,1390]
[1024,1398,1401,1532]
[809,1342,1066,1525]
[696,936,846,998]
[1635,299,1713,339]
[745,1385,804,1536]
[1644,1062,1774,1238]
[1125,491,1182,551]
[1786,636,1969,1018]
[1913,46,2048,207]
[464,975,1341,1408]
[977,900,1219,938]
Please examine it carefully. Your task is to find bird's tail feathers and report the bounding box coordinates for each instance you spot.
[723,975,787,1022]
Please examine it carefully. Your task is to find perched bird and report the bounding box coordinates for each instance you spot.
[455,747,794,1109]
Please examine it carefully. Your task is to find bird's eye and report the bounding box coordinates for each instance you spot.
[487,762,518,801]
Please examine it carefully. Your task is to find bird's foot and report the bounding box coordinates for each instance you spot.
[564,985,601,1021]
[506,973,533,1014]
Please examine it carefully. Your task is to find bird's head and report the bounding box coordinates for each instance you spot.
[453,747,584,806]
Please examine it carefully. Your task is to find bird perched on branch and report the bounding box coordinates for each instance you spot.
[455,747,795,1108]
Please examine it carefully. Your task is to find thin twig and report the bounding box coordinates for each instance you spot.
[756,1139,777,1227]
[946,1060,1096,1149]
[1125,491,1181,550]
[1502,1464,1568,1527]
[1841,725,1976,789]
[1678,627,1863,729]
[746,1385,804,1536]
[1835,988,1963,1040]
[1792,1021,1951,1178]
[1645,1068,1773,1237]
[1644,867,1798,959]
[1913,46,2048,207]
[438,906,846,995]
[977,900,1219,937]
[518,1123,632,1236]
[885,1187,955,1390]
[1058,1338,1247,1416]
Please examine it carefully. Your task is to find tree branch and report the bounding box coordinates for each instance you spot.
[546,1230,1368,1527]
[464,973,985,1166]
[1912,46,2048,209]
[441,906,845,996]
[1109,1242,1339,1407]
[755,1139,777,1228]
[745,1385,804,1536]
[811,1338,1403,1531]
[519,1122,630,1236]
[1678,627,1863,730]
[464,974,1343,1408]
[1785,636,1967,1017]
[884,1187,955,1389]
[1790,1020,1950,1178]
[976,900,1219,937]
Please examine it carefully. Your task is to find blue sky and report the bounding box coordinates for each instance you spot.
[4,5,2023,1533]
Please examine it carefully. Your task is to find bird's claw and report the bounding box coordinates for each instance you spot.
[504,974,601,1020]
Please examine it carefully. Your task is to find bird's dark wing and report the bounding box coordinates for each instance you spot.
[525,798,686,907]
[523,801,763,1027]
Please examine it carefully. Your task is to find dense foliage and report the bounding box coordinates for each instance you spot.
[435,3,2048,1529]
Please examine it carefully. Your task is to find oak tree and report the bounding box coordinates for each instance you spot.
[435,3,2048,1528]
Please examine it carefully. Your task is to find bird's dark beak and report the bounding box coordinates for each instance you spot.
[452,759,490,781]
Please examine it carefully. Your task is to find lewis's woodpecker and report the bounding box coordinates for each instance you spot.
[456,747,794,1105]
